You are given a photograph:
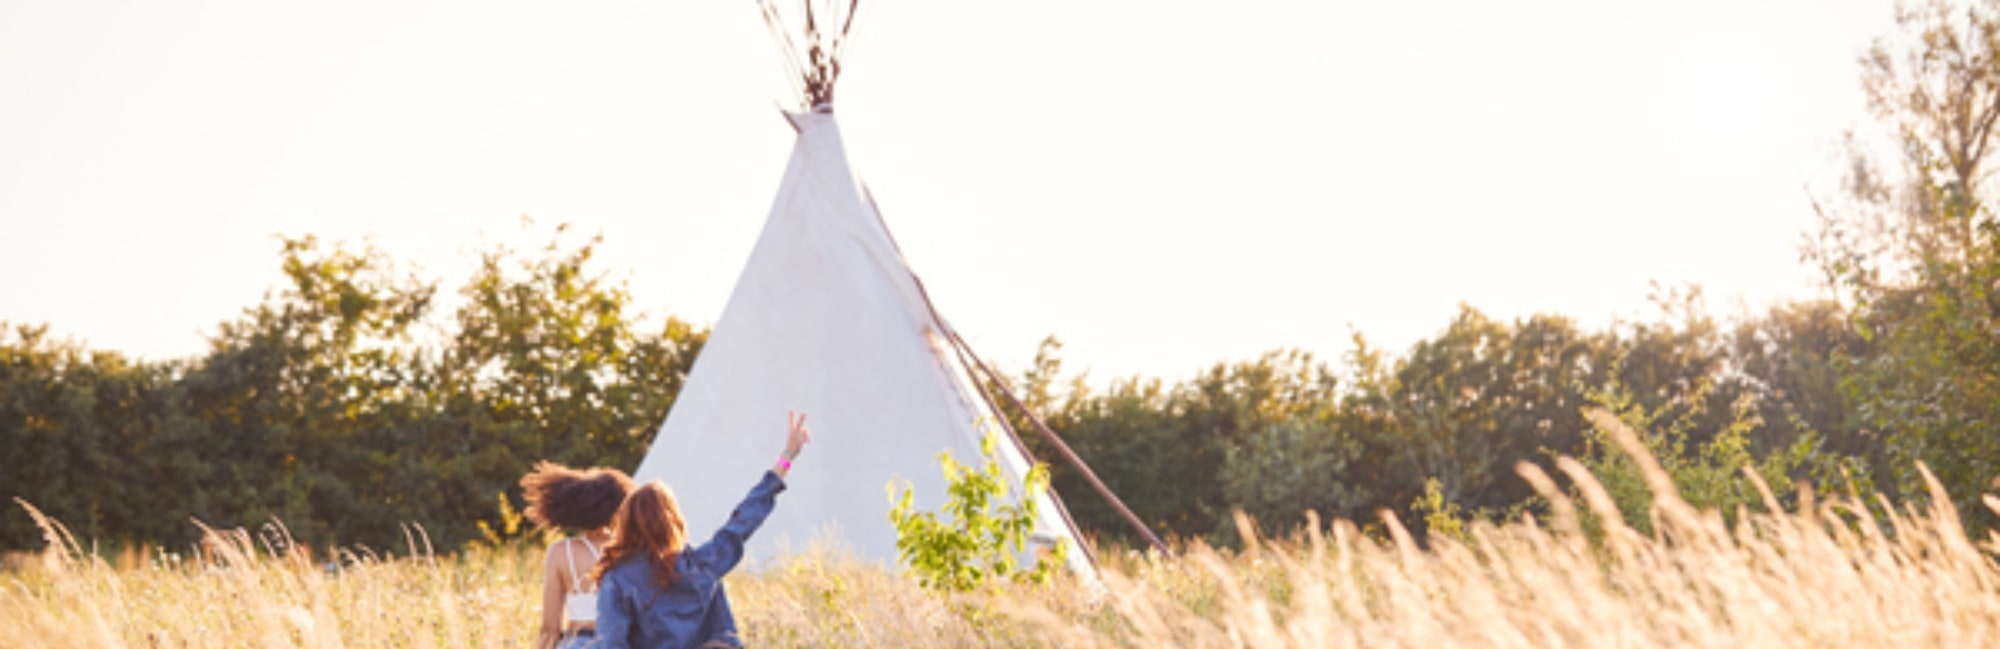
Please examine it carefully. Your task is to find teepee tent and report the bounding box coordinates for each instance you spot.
[632,0,1152,573]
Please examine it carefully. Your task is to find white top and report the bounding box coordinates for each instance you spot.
[561,537,602,624]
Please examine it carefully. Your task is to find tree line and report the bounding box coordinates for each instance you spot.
[1,230,704,553]
[9,0,2000,556]
[1006,295,1866,547]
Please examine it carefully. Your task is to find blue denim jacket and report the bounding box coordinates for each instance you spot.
[591,471,786,649]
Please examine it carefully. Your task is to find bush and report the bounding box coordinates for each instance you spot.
[887,432,1066,592]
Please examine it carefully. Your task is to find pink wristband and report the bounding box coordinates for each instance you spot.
[776,456,793,471]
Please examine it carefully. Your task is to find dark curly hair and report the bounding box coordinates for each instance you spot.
[520,462,634,533]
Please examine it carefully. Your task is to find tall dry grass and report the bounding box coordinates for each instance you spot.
[1,506,542,648]
[0,505,1062,648]
[8,413,2000,647]
[1016,413,2000,647]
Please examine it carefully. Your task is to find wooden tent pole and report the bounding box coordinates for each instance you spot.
[939,333,1100,565]
[945,330,1174,557]
[877,195,1170,557]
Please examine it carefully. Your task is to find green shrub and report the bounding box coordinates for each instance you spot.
[887,432,1066,592]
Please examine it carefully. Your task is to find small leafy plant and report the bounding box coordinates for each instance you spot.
[887,432,1067,592]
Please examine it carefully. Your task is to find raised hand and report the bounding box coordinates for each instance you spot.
[775,410,811,479]
[785,410,811,458]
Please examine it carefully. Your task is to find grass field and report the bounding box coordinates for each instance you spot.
[9,444,2000,647]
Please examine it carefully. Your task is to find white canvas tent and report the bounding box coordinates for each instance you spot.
[631,1,1112,573]
[632,106,1093,573]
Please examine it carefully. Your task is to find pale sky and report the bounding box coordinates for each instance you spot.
[0,0,1896,383]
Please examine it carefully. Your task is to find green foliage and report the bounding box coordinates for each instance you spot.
[179,234,439,548]
[1220,414,1374,537]
[1012,289,1875,549]
[473,491,544,549]
[1808,0,2000,529]
[1577,379,1841,535]
[5,260,1876,556]
[0,324,184,549]
[1410,477,1470,544]
[888,432,1066,593]
[420,225,702,546]
[1010,338,1350,545]
[1354,307,1610,519]
[0,224,705,553]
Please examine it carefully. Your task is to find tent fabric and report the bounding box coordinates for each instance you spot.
[633,108,1091,574]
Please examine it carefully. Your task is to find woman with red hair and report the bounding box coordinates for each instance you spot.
[591,411,812,649]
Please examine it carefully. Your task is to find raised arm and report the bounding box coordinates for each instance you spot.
[689,411,811,573]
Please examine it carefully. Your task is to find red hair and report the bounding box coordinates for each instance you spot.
[593,481,688,589]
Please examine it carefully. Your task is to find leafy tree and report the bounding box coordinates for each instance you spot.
[342,224,707,548]
[430,226,703,543]
[174,235,436,549]
[1219,412,1375,536]
[1812,0,2000,522]
[1359,307,1609,516]
[0,325,182,549]
[1726,301,1871,462]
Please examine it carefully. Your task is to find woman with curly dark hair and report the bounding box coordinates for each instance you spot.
[520,462,634,649]
[591,411,811,649]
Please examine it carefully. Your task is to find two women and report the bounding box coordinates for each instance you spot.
[524,411,810,649]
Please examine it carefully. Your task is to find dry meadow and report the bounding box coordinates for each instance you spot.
[8,441,2000,647]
